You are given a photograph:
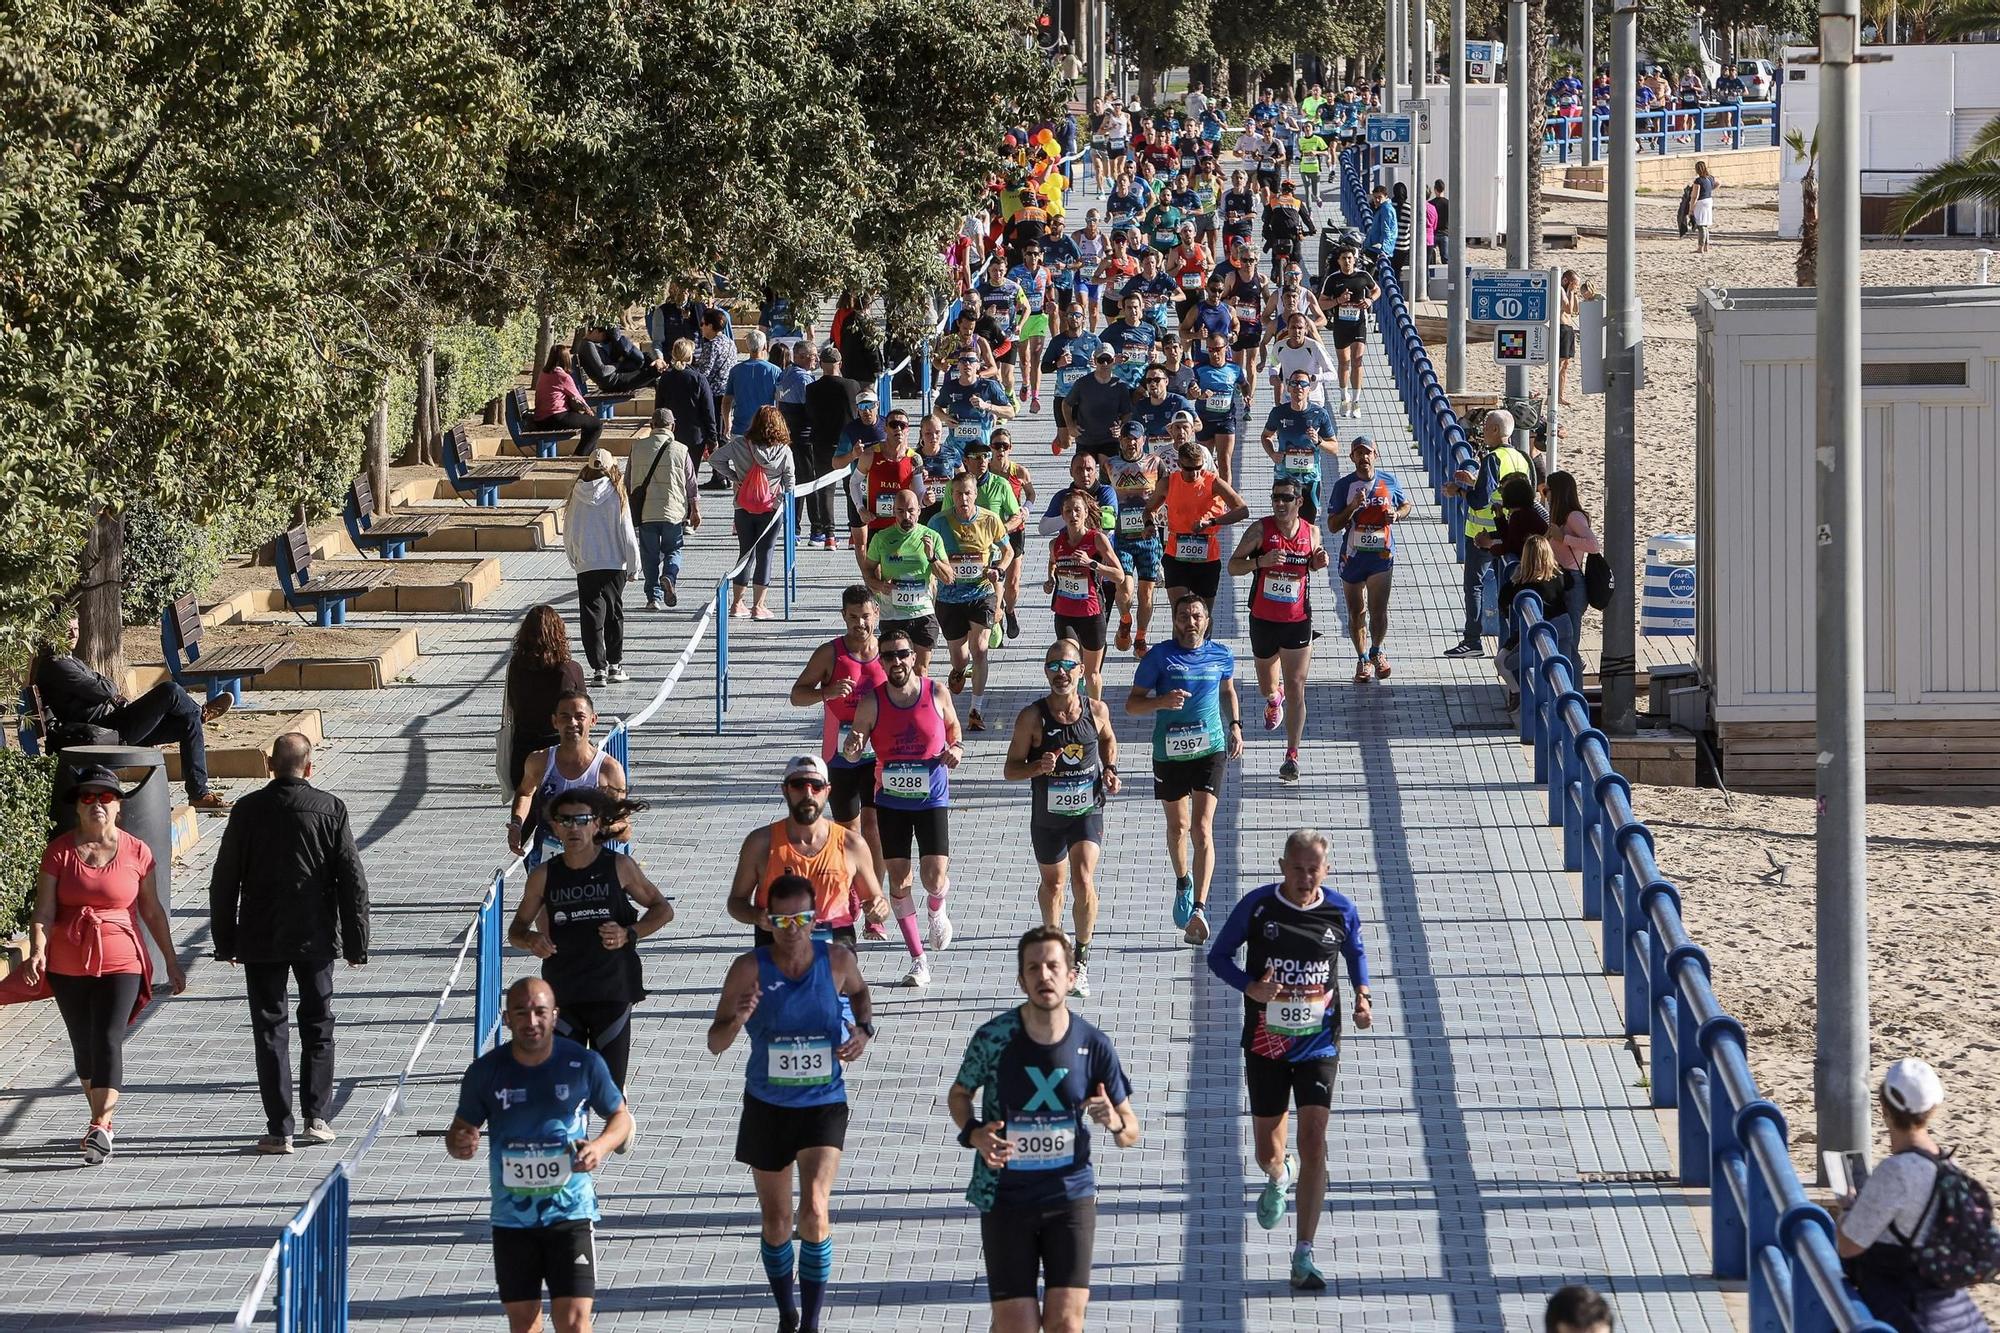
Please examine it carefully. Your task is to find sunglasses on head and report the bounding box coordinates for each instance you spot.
[552,812,597,828]
[769,909,817,931]
[76,790,118,806]
[882,648,915,660]
[785,777,830,793]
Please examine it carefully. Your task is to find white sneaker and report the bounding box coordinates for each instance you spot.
[1069,963,1090,998]
[588,670,606,686]
[928,905,955,952]
[606,664,630,684]
[902,955,932,988]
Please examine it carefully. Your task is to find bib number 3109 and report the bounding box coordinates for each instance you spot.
[500,1141,574,1196]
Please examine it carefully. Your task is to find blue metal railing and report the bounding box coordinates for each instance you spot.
[1542,101,1779,164]
[1338,141,1891,1331]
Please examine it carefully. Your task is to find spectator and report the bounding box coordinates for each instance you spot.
[709,405,798,621]
[1544,470,1601,668]
[1690,160,1718,255]
[6,765,187,1165]
[722,328,781,447]
[208,732,370,1154]
[1429,179,1451,265]
[1444,408,1535,658]
[576,323,666,395]
[655,336,720,471]
[628,407,701,611]
[533,344,602,457]
[501,605,585,792]
[1546,1284,1615,1333]
[563,450,642,686]
[1836,1059,1994,1333]
[1390,181,1413,290]
[1498,535,1571,702]
[31,612,230,809]
[804,344,864,548]
[1365,183,1398,264]
[1559,270,1584,404]
[1494,474,1551,563]
[691,307,738,405]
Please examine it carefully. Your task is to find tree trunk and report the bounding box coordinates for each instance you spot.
[364,374,392,516]
[405,336,440,470]
[1797,164,1819,287]
[533,305,555,376]
[1136,54,1158,106]
[1526,0,1551,270]
[76,510,125,683]
[1226,59,1248,103]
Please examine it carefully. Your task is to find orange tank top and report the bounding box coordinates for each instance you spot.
[758,819,854,926]
[1165,470,1222,562]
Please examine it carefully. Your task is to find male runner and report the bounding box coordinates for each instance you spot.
[1318,246,1380,416]
[708,874,874,1333]
[1126,595,1240,945]
[1055,345,1131,462]
[928,471,1014,730]
[950,928,1141,1332]
[964,437,1029,641]
[1264,312,1336,418]
[508,691,630,860]
[1188,333,1249,487]
[1106,422,1164,656]
[842,627,963,987]
[1003,642,1120,999]
[1228,476,1329,783]
[1096,292,1157,390]
[1325,436,1411,683]
[933,350,1019,475]
[447,977,633,1333]
[1259,370,1340,522]
[837,406,926,560]
[1127,365,1195,451]
[1205,829,1372,1293]
[1148,439,1249,616]
[861,489,953,677]
[727,756,888,950]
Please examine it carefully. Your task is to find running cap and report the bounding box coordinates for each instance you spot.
[1092,348,1115,363]
[963,437,993,453]
[1121,419,1147,437]
[783,754,830,784]
[1168,409,1197,425]
[1350,435,1378,454]
[67,765,124,796]
[856,391,878,406]
[1883,1058,1945,1116]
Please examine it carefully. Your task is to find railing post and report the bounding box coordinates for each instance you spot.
[474,872,502,1056]
[1516,600,1540,747]
[1671,944,1713,1184]
[1742,1106,1788,1329]
[1645,881,1682,1109]
[1707,1023,1750,1279]
[714,582,729,735]
[1618,823,1652,1037]
[782,490,796,620]
[1593,772,1630,946]
[920,337,934,415]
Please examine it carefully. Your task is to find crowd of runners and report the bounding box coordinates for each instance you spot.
[445,84,1438,1333]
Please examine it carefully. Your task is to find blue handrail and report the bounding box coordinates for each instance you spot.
[1541,100,1779,164]
[1336,143,1892,1332]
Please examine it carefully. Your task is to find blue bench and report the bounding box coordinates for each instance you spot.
[343,474,449,559]
[12,686,45,754]
[504,387,572,459]
[160,593,286,705]
[274,526,387,627]
[442,423,536,506]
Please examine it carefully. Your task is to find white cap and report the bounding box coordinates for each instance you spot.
[1883,1058,1945,1116]
[783,754,829,784]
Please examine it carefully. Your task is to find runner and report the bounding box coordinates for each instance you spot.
[788,587,892,937]
[841,627,963,987]
[1264,312,1336,420]
[1204,828,1372,1293]
[949,927,1141,1333]
[1188,332,1250,488]
[1008,242,1054,413]
[983,431,1038,637]
[1045,490,1125,703]
[1055,343,1130,462]
[507,690,631,860]
[727,755,888,951]
[1216,240,1268,394]
[446,977,634,1333]
[1106,422,1165,656]
[1179,275,1237,350]
[975,252,1031,400]
[1148,438,1249,616]
[933,350,1019,472]
[1069,214,1107,333]
[1259,370,1340,522]
[1325,436,1412,683]
[1227,477,1329,783]
[861,489,953,678]
[508,787,674,1090]
[1121,250,1180,336]
[707,874,874,1333]
[1127,366,1196,457]
[1003,643,1121,998]
[839,406,925,561]
[1125,595,1241,944]
[928,470,1014,730]
[1090,233,1139,327]
[1096,291,1157,391]
[1317,246,1380,417]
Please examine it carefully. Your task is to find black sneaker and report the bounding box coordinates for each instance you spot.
[1443,640,1485,658]
[698,475,731,492]
[1005,609,1022,640]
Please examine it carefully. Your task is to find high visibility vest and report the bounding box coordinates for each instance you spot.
[1463,446,1529,539]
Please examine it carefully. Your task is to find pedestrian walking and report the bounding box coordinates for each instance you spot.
[563,449,642,685]
[628,407,702,610]
[710,405,799,620]
[1690,160,1718,254]
[208,733,370,1154]
[501,605,586,792]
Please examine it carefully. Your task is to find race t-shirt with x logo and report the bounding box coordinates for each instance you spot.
[953,1007,1131,1213]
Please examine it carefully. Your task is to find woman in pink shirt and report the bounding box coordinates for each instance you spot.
[1544,470,1601,669]
[534,344,603,456]
[15,767,186,1165]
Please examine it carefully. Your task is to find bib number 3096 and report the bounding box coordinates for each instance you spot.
[1008,1114,1077,1171]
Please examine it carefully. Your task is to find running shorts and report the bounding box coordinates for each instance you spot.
[880,613,940,649]
[1053,610,1106,653]
[1153,752,1225,802]
[493,1221,596,1303]
[1331,315,1368,350]
[1244,1050,1341,1118]
[1339,551,1394,585]
[1195,414,1237,445]
[1030,811,1105,866]
[1114,537,1163,583]
[876,804,950,861]
[1160,555,1221,602]
[734,1092,850,1172]
[936,597,996,642]
[1231,321,1263,353]
[980,1197,1098,1301]
[1249,615,1315,658]
[1021,313,1052,340]
[828,760,877,822]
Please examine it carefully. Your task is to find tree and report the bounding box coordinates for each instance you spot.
[1930,0,2000,35]
[1111,0,1215,104]
[1889,115,2000,236]
[1786,126,1819,286]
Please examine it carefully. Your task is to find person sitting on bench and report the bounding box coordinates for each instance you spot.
[533,345,602,457]
[31,611,231,810]
[578,324,667,395]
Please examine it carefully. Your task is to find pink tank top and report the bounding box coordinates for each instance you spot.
[820,636,887,766]
[1249,515,1314,623]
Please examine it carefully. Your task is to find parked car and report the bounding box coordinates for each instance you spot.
[1735,58,1777,101]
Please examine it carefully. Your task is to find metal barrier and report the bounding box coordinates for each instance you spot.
[1542,101,1779,164]
[1334,144,1892,1332]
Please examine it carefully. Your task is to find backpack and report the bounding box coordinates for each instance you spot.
[1901,1152,2000,1291]
[1583,551,1614,611]
[737,458,777,515]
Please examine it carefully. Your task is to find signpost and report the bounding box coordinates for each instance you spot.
[1405,97,1433,143]
[1467,267,1548,323]
[1466,39,1497,81]
[1469,267,1563,469]
[1365,113,1414,146]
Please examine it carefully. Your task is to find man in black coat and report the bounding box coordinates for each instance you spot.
[802,345,863,547]
[209,732,370,1153]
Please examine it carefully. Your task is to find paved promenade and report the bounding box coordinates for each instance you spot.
[0,304,1735,1329]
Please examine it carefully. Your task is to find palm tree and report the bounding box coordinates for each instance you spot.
[1930,0,2000,37]
[1889,114,2000,236]
[1785,127,1819,287]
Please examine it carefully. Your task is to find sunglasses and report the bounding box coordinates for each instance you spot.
[887,420,910,429]
[1271,491,1301,502]
[882,648,915,660]
[76,790,119,806]
[1289,378,1314,387]
[785,777,830,793]
[769,909,817,931]
[1045,659,1082,672]
[552,812,598,828]
[994,441,1013,450]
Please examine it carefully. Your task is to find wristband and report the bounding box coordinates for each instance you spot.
[956,1118,990,1150]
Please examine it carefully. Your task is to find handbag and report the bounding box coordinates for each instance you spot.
[627,436,672,520]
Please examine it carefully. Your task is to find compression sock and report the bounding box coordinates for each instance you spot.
[927,877,950,915]
[893,894,924,957]
[798,1235,834,1330]
[972,691,987,712]
[760,1238,798,1321]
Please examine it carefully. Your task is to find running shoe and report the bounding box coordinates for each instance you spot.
[929,905,955,952]
[990,622,1004,649]
[1353,657,1372,683]
[1116,617,1133,652]
[864,918,889,941]
[901,955,931,988]
[1371,650,1392,679]
[1184,906,1211,946]
[82,1123,114,1166]
[1070,963,1090,998]
[1279,752,1300,784]
[948,665,968,695]
[1030,393,1042,413]
[256,1134,294,1155]
[1133,636,1150,658]
[1257,1151,1298,1229]
[606,664,630,684]
[1442,640,1484,658]
[1005,609,1023,640]
[967,707,985,732]
[300,1119,337,1146]
[1289,1248,1328,1292]
[1172,875,1196,929]
[1264,688,1284,731]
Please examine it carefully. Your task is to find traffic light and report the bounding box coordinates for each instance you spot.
[1036,5,1059,50]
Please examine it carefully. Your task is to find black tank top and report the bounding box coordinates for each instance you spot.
[541,849,643,1004]
[1030,698,1103,827]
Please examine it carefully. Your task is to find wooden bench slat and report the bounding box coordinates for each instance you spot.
[189,643,288,675]
[363,514,452,537]
[467,462,536,481]
[300,569,387,595]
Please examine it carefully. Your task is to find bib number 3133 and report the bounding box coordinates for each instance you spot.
[768,1036,834,1086]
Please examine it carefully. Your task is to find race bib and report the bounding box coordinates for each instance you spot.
[881,761,931,800]
[1336,306,1362,322]
[1233,302,1260,322]
[925,475,946,506]
[1202,391,1233,415]
[767,1036,834,1087]
[952,554,988,585]
[1120,345,1150,365]
[1173,534,1209,562]
[1180,272,1203,289]
[952,419,984,443]
[1055,366,1085,395]
[1164,722,1215,759]
[890,579,928,610]
[1055,570,1091,599]
[1008,1113,1077,1171]
[874,491,896,518]
[1044,774,1097,817]
[500,1140,573,1197]
[1108,138,1128,152]
[1261,572,1301,603]
[1353,527,1389,552]
[1118,505,1149,537]
[1282,448,1316,474]
[1266,992,1330,1038]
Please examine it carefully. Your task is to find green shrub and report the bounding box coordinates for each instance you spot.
[0,749,56,937]
[122,501,224,627]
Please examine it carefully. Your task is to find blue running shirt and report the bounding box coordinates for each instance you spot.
[455,1038,623,1228]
